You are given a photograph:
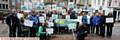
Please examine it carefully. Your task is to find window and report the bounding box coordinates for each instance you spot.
[5,0,8,2]
[1,4,3,9]
[2,0,8,2]
[3,4,5,9]
[0,4,1,9]
[98,0,101,5]
[70,0,73,2]
[2,0,4,1]
[119,3,120,6]
[102,0,105,5]
[6,4,8,9]
[109,0,112,6]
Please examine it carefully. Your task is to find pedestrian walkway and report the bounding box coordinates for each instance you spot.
[0,21,9,37]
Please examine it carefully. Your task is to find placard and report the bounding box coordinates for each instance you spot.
[48,22,54,27]
[68,23,76,30]
[78,16,82,24]
[24,19,34,27]
[66,15,70,19]
[61,9,66,15]
[35,2,44,10]
[39,16,45,23]
[68,2,74,8]
[46,28,54,35]
[17,13,24,19]
[106,18,114,23]
[52,14,58,19]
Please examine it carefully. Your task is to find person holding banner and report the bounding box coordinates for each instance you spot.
[21,11,31,37]
[27,12,40,37]
[38,12,46,24]
[106,13,114,37]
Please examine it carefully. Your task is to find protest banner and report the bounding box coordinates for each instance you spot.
[39,16,45,23]
[46,28,54,35]
[24,19,34,27]
[35,2,44,11]
[106,18,114,23]
[68,23,76,30]
[68,2,75,9]
[52,14,58,20]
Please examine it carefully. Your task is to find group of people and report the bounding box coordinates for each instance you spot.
[5,9,115,40]
[76,11,115,40]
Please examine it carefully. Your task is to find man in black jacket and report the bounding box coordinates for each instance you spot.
[106,13,114,37]
[99,13,105,37]
[6,12,21,37]
[70,11,77,19]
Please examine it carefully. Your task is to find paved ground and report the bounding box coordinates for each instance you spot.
[0,21,120,40]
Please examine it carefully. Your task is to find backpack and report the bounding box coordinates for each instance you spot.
[5,15,11,26]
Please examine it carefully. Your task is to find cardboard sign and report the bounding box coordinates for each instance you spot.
[61,9,66,15]
[46,28,54,34]
[66,15,70,19]
[35,2,44,10]
[17,13,24,19]
[68,2,74,8]
[106,18,114,23]
[48,22,54,27]
[68,23,76,30]
[78,16,82,24]
[52,14,58,19]
[39,16,45,23]
[24,19,34,27]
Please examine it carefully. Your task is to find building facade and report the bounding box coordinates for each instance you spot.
[0,0,10,12]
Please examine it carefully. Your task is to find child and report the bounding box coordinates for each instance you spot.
[36,23,46,40]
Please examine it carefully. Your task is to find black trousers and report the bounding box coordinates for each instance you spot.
[21,26,29,37]
[85,24,91,34]
[91,25,99,34]
[100,24,105,37]
[77,34,85,40]
[91,26,95,34]
[9,25,21,37]
[96,25,100,35]
[106,24,113,37]
[29,27,38,37]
